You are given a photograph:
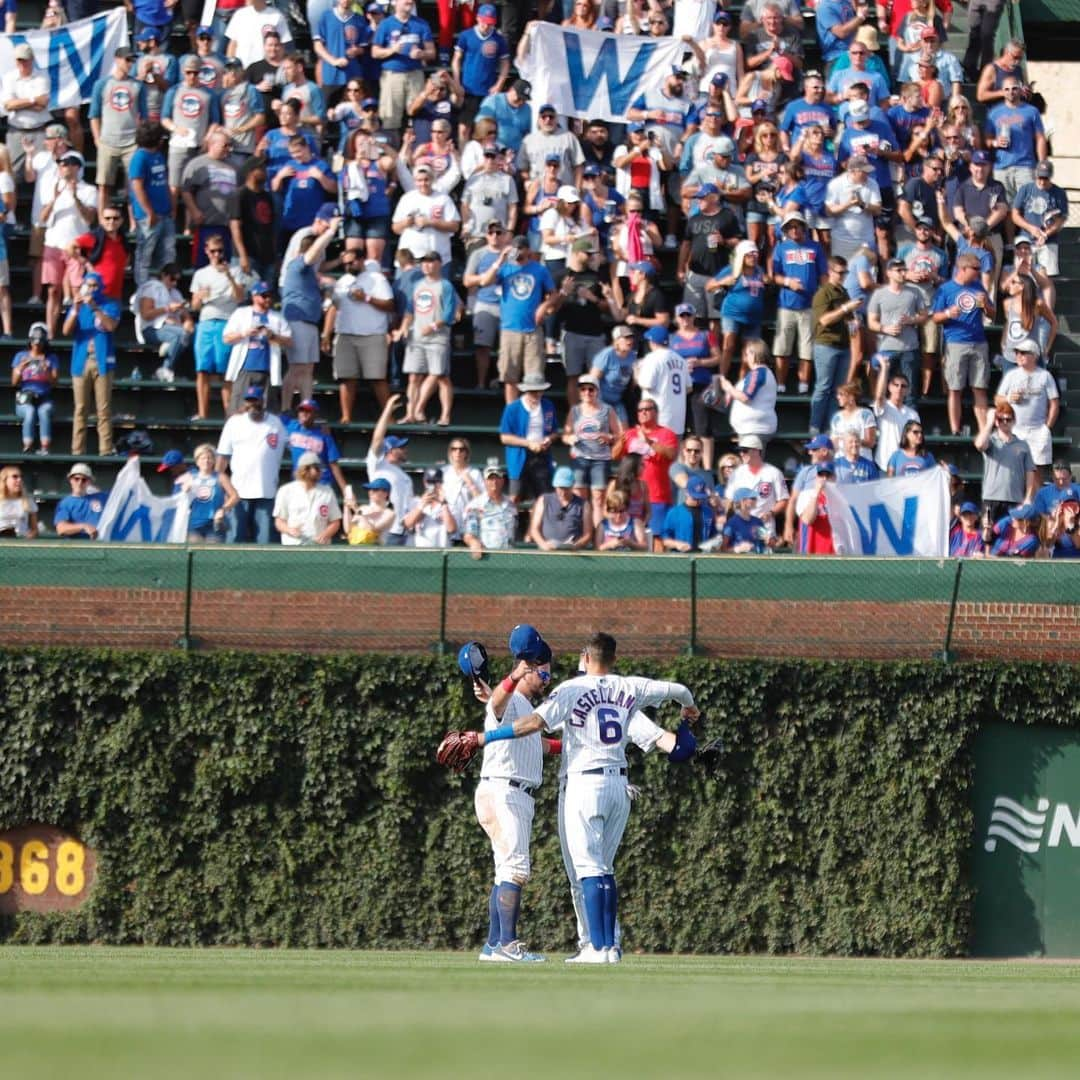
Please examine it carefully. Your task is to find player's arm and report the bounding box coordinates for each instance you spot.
[477,711,545,745]
[488,659,537,719]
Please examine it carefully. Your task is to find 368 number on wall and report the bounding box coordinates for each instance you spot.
[0,825,96,913]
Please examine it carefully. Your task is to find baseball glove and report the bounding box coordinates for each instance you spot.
[436,730,481,773]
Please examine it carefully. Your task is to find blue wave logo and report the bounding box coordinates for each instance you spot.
[984,796,1050,853]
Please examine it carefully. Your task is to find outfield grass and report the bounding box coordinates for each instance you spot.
[3,949,1080,1078]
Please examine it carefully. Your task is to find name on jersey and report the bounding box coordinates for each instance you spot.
[570,685,636,724]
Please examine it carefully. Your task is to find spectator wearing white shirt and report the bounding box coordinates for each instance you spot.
[222,281,293,411]
[225,0,293,71]
[723,434,789,538]
[390,164,460,263]
[365,393,415,545]
[40,152,96,342]
[997,338,1060,477]
[216,384,288,543]
[273,450,342,546]
[2,44,52,181]
[190,241,247,419]
[824,156,880,262]
[872,357,920,472]
[24,123,71,307]
[324,251,396,422]
[135,263,194,382]
[402,466,458,547]
[636,326,689,435]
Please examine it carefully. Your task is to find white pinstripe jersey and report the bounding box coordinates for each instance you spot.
[480,690,544,788]
[535,675,694,774]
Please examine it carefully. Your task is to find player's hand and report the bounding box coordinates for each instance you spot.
[681,705,700,724]
[472,677,492,703]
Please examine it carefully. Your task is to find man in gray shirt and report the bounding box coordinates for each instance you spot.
[181,130,245,268]
[516,104,584,187]
[88,47,147,219]
[974,401,1038,519]
[461,146,518,249]
[866,257,928,394]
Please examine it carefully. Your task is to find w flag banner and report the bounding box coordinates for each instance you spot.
[517,25,684,125]
[1,10,128,110]
[828,467,951,557]
[97,457,191,544]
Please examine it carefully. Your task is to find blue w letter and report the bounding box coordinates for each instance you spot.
[564,32,657,115]
[850,497,918,555]
[46,18,109,104]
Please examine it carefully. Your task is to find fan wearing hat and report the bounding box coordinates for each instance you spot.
[824,153,881,262]
[794,458,837,555]
[781,434,833,549]
[461,221,510,389]
[460,136,519,248]
[499,372,558,503]
[770,211,827,395]
[706,238,768,376]
[399,466,456,547]
[659,473,717,553]
[179,29,226,97]
[1012,160,1068,277]
[562,372,623,524]
[552,237,613,408]
[284,399,350,494]
[996,338,1059,477]
[949,501,985,557]
[135,27,179,125]
[1045,489,1080,559]
[724,434,789,537]
[394,249,457,425]
[475,79,532,155]
[451,4,509,141]
[391,159,461,266]
[528,465,593,551]
[1033,460,1080,518]
[54,463,107,540]
[987,501,1041,558]
[473,237,558,404]
[369,0,437,132]
[63,271,121,457]
[344,477,396,546]
[363,393,414,543]
[721,483,772,554]
[12,322,59,454]
[218,54,265,165]
[462,462,517,555]
[952,149,1007,281]
[678,182,741,325]
[2,42,52,180]
[222,280,293,411]
[271,449,342,546]
[89,46,146,222]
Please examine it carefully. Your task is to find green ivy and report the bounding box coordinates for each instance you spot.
[2,649,1078,955]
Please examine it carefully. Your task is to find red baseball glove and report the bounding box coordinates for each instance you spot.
[436,730,480,773]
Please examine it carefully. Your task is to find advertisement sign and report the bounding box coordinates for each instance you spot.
[972,723,1080,956]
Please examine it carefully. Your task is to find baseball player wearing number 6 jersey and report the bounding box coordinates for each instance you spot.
[474,631,698,964]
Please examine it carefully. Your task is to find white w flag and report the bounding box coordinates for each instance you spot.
[827,467,951,557]
[0,10,128,110]
[517,25,685,126]
[97,457,191,544]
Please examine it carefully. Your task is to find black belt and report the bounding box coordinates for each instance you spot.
[581,767,627,776]
[508,779,534,793]
[11,124,48,134]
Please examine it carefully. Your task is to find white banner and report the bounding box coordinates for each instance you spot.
[828,467,951,557]
[1,10,128,110]
[97,457,191,544]
[673,0,717,42]
[517,24,685,125]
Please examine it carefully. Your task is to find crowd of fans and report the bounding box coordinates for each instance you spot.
[3,0,1077,556]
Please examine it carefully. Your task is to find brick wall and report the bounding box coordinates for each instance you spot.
[2,585,1078,660]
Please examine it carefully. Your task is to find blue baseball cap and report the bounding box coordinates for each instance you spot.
[1009,503,1039,521]
[959,501,981,515]
[643,326,669,344]
[509,623,544,660]
[383,435,409,449]
[297,399,319,412]
[627,121,645,133]
[544,153,561,164]
[243,385,265,400]
[156,449,184,471]
[553,466,575,488]
[458,640,490,680]
[363,477,391,492]
[136,27,160,42]
[361,97,379,109]
[196,24,213,37]
[687,476,712,500]
[629,260,656,275]
[817,462,836,476]
[804,434,833,451]
[538,103,557,115]
[250,281,272,296]
[733,487,757,501]
[477,3,498,19]
[315,202,340,221]
[714,8,732,21]
[583,163,602,177]
[693,183,719,198]
[83,271,103,288]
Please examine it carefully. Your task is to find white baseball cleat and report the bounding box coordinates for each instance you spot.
[492,940,546,963]
[478,943,498,962]
[606,947,622,964]
[565,945,608,964]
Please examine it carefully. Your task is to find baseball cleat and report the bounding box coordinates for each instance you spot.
[493,940,546,962]
[478,943,498,962]
[565,945,608,964]
[606,947,622,964]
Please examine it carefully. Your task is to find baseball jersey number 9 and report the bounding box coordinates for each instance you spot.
[597,706,623,744]
[672,373,681,395]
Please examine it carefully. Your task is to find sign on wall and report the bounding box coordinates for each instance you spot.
[972,724,1080,956]
[0,825,96,914]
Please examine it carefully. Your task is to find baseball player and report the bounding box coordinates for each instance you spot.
[465,625,555,963]
[450,631,698,964]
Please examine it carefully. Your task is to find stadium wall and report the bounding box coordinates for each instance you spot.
[1,650,1077,955]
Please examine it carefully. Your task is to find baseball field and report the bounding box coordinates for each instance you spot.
[3,948,1080,1078]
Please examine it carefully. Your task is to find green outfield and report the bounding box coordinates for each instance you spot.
[3,950,1080,1079]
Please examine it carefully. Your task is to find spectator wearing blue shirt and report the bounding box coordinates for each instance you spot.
[274,136,338,239]
[780,74,836,150]
[63,272,121,456]
[826,42,891,106]
[834,430,882,482]
[816,0,867,68]
[452,4,510,139]
[476,79,533,154]
[1033,463,1080,517]
[285,400,349,492]
[662,475,717,552]
[772,212,827,394]
[942,214,996,296]
[281,223,338,411]
[588,325,638,424]
[886,419,936,476]
[128,121,175,289]
[932,254,995,435]
[54,463,109,540]
[837,99,901,247]
[987,75,1047,201]
[314,0,371,90]
[1011,162,1068,278]
[499,372,558,504]
[371,0,436,134]
[475,238,557,403]
[721,486,766,553]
